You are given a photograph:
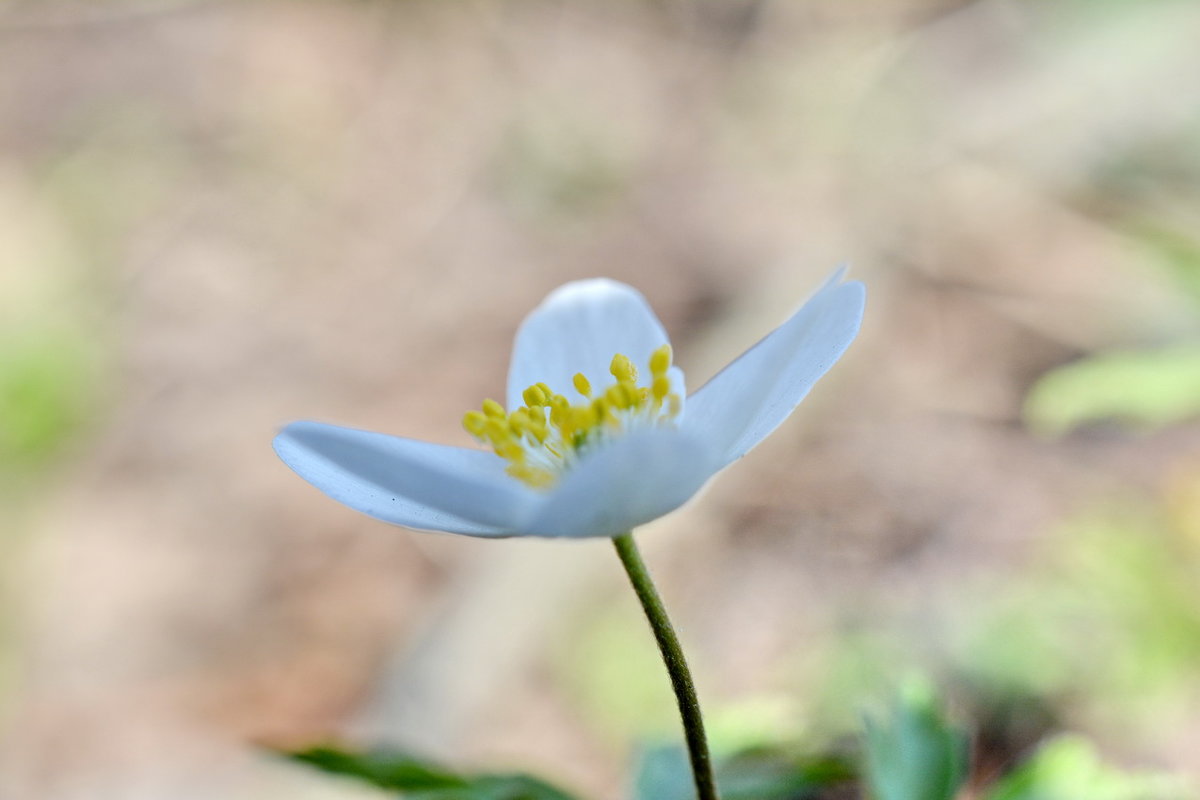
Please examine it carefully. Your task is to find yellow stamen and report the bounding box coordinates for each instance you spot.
[668,393,682,417]
[462,410,487,437]
[465,350,683,489]
[610,353,637,383]
[484,418,510,443]
[570,405,597,433]
[652,375,670,402]
[523,385,547,406]
[482,398,506,418]
[650,344,672,377]
[605,383,629,410]
[506,463,556,488]
[550,399,570,427]
[497,441,525,461]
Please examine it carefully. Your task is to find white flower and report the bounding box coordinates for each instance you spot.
[274,270,865,538]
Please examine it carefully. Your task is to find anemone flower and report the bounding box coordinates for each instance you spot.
[274,269,863,800]
[274,270,865,539]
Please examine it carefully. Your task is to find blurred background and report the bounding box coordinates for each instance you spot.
[3,0,1200,797]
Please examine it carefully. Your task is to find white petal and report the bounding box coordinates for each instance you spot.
[507,279,681,410]
[683,270,865,469]
[273,421,536,536]
[520,428,716,538]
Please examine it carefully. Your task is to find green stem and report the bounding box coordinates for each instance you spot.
[612,532,719,800]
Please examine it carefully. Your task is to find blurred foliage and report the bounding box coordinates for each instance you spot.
[286,684,1195,798]
[290,746,466,792]
[714,748,854,800]
[630,745,692,800]
[956,505,1200,724]
[771,493,1200,797]
[631,743,854,800]
[861,681,968,800]
[704,697,801,755]
[1024,346,1200,436]
[1134,224,1200,310]
[550,519,1191,796]
[0,326,100,477]
[986,736,1190,800]
[1025,203,1200,437]
[559,602,679,743]
[561,596,808,756]
[288,746,579,800]
[0,116,137,486]
[803,630,916,743]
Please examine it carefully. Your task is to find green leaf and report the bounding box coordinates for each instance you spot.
[862,681,969,800]
[286,746,581,799]
[632,745,694,800]
[453,774,580,800]
[985,735,1191,800]
[632,742,856,800]
[1024,346,1200,435]
[288,746,469,791]
[717,747,856,800]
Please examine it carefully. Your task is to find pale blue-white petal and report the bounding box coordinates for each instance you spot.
[519,428,716,538]
[683,271,865,469]
[506,279,683,410]
[274,421,536,536]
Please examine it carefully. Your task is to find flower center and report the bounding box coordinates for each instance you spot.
[463,344,682,488]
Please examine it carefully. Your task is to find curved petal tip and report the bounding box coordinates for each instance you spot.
[684,268,865,468]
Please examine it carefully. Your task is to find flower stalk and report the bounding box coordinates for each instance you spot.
[612,532,719,800]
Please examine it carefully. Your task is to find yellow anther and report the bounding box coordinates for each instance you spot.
[668,393,682,418]
[610,353,637,383]
[507,464,556,488]
[482,398,506,418]
[592,396,617,426]
[650,344,672,377]
[518,410,547,434]
[627,382,646,409]
[462,410,488,437]
[604,384,625,409]
[465,348,682,489]
[629,383,644,409]
[484,418,511,443]
[652,374,671,402]
[606,382,638,410]
[549,401,569,427]
[571,405,597,431]
[497,441,525,461]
